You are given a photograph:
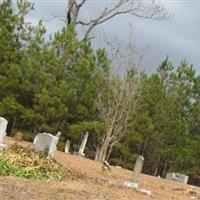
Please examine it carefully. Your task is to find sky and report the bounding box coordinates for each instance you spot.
[20,0,200,74]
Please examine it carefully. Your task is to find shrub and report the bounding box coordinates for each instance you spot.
[0,145,66,180]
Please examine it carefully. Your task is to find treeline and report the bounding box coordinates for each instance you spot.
[1,1,200,185]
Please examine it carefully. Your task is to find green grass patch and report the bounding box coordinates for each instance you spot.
[0,145,66,180]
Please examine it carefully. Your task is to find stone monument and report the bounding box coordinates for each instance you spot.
[64,140,70,154]
[123,155,144,189]
[78,132,89,156]
[0,117,8,148]
[35,132,61,158]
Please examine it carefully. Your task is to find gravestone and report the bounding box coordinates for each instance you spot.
[123,156,151,194]
[78,132,89,156]
[0,117,8,147]
[123,155,144,189]
[166,172,189,184]
[95,148,100,160]
[133,155,144,184]
[64,140,70,154]
[33,135,38,144]
[56,131,61,138]
[35,132,60,158]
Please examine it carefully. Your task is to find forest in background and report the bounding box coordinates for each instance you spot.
[1,0,200,185]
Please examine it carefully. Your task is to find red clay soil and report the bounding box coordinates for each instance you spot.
[1,136,200,200]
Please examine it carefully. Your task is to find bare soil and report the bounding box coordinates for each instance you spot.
[0,136,200,200]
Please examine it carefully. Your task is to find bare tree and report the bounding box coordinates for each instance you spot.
[93,28,144,162]
[96,36,143,162]
[65,0,169,39]
[96,66,141,162]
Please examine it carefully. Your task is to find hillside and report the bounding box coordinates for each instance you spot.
[0,136,199,200]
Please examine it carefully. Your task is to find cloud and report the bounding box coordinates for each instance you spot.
[24,0,200,73]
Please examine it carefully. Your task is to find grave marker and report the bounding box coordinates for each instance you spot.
[123,155,144,189]
[166,172,189,184]
[78,132,89,156]
[33,135,38,144]
[35,132,60,158]
[64,140,70,154]
[133,155,144,184]
[0,117,8,148]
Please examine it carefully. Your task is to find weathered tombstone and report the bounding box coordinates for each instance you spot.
[33,135,38,144]
[166,173,177,181]
[123,155,144,189]
[133,155,144,184]
[35,132,60,158]
[64,140,70,154]
[95,148,100,161]
[78,132,89,156]
[0,117,8,147]
[176,173,189,184]
[55,131,61,146]
[56,131,61,138]
[123,156,151,194]
[166,172,189,184]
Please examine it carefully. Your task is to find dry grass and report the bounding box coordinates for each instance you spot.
[1,137,200,200]
[0,144,66,180]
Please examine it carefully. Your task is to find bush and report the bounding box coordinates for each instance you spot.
[0,145,66,180]
[57,141,65,152]
[21,130,34,142]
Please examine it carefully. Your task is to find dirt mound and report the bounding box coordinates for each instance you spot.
[1,136,200,200]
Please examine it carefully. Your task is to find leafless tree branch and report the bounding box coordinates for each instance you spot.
[64,0,169,39]
[77,0,86,8]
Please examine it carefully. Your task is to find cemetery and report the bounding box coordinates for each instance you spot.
[0,116,200,200]
[0,0,199,199]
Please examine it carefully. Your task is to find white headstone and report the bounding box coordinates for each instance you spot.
[166,173,176,180]
[56,131,61,138]
[0,117,8,145]
[176,173,189,184]
[133,155,144,184]
[64,140,70,154]
[123,181,138,189]
[33,135,38,144]
[123,155,144,189]
[35,132,60,158]
[78,132,89,156]
[95,148,100,160]
[166,172,189,184]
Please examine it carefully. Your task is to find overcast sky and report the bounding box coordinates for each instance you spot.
[24,0,200,74]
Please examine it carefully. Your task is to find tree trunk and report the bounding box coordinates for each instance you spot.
[162,162,168,177]
[142,139,147,155]
[106,143,113,161]
[153,155,161,176]
[98,136,111,162]
[97,125,115,162]
[98,143,108,162]
[67,0,79,25]
[11,116,17,136]
[55,119,60,132]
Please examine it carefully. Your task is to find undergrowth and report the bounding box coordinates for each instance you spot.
[0,145,66,180]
